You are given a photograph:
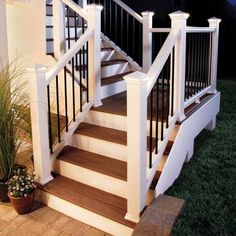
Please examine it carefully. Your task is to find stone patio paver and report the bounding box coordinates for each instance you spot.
[0,201,112,236]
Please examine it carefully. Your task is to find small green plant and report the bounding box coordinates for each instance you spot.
[8,165,36,198]
[0,59,31,181]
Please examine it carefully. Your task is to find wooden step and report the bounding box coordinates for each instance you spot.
[76,59,127,71]
[39,175,136,228]
[58,145,127,181]
[75,122,155,151]
[164,141,174,156]
[92,91,168,121]
[101,71,133,86]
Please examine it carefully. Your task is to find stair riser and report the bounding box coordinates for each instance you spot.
[101,80,127,99]
[68,133,155,163]
[101,62,129,78]
[84,110,167,137]
[36,190,133,236]
[46,41,114,61]
[53,160,127,198]
[69,134,127,162]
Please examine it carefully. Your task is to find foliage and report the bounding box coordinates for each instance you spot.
[0,60,31,181]
[167,79,236,235]
[8,165,36,198]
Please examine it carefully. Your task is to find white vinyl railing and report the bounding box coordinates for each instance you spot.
[124,11,221,223]
[29,3,102,185]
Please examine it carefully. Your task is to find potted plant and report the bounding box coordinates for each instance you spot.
[0,60,31,202]
[8,165,36,214]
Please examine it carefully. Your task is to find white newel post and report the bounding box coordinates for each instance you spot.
[142,12,154,73]
[208,17,221,93]
[124,71,148,223]
[169,11,189,122]
[53,0,66,59]
[87,4,102,107]
[28,65,53,185]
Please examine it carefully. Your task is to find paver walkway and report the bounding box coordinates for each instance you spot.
[0,201,111,236]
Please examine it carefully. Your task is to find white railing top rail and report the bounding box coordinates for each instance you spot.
[186,26,215,33]
[146,28,181,95]
[149,28,171,33]
[46,28,94,84]
[62,0,88,20]
[113,0,143,23]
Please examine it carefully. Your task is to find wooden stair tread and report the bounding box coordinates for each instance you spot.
[164,141,174,156]
[58,145,127,181]
[39,175,135,228]
[92,91,168,121]
[150,171,162,190]
[76,59,127,71]
[75,122,127,145]
[101,71,133,86]
[75,122,156,151]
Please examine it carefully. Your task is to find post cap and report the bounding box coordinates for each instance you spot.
[208,17,221,24]
[27,64,47,73]
[124,71,149,85]
[87,4,103,11]
[169,11,190,20]
[141,11,154,17]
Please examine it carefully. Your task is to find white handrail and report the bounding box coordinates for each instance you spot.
[186,26,215,33]
[62,0,88,20]
[113,0,143,23]
[149,28,171,33]
[46,29,94,84]
[147,28,181,95]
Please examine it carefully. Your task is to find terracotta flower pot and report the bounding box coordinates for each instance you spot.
[0,181,10,202]
[8,191,35,214]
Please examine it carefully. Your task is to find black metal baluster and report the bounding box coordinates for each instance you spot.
[155,81,159,154]
[47,85,53,153]
[126,13,129,53]
[161,71,164,141]
[132,18,135,60]
[72,58,75,121]
[115,3,118,43]
[171,48,175,116]
[82,18,86,78]
[109,0,112,37]
[208,33,213,86]
[67,6,71,50]
[120,8,123,49]
[64,68,68,132]
[56,75,61,143]
[79,48,83,112]
[86,41,89,103]
[166,56,170,128]
[103,0,106,33]
[74,11,78,68]
[149,90,153,169]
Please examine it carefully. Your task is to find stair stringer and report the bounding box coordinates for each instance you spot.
[154,92,221,197]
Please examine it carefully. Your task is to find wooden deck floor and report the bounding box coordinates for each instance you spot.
[0,201,111,236]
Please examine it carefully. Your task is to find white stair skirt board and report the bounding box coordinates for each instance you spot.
[155,93,221,198]
[53,159,127,198]
[36,190,133,236]
[84,110,168,136]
